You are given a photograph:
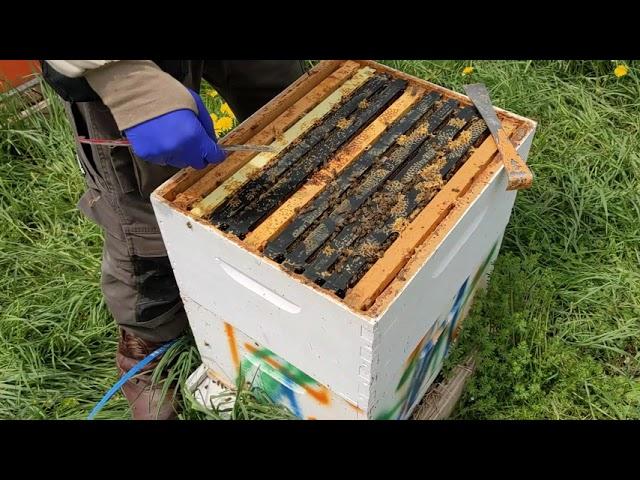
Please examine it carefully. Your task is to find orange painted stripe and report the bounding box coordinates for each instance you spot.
[224,322,240,370]
[303,386,330,405]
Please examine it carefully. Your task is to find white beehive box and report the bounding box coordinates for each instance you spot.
[150,60,537,420]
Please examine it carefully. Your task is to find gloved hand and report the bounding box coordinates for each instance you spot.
[123,89,227,169]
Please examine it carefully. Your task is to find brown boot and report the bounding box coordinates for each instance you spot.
[116,329,179,420]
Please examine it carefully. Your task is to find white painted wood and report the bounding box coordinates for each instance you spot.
[152,200,375,408]
[184,303,365,419]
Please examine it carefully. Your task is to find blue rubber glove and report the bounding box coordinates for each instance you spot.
[123,89,226,169]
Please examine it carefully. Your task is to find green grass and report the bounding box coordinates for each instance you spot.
[1,60,638,420]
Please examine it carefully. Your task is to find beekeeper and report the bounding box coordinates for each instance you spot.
[41,60,306,419]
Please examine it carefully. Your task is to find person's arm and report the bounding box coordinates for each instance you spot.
[45,60,226,169]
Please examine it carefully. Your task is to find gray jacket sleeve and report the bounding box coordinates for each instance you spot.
[44,60,197,130]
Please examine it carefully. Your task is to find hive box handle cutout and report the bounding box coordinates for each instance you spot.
[430,204,489,279]
[215,258,302,314]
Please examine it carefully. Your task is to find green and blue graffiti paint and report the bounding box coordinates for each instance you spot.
[239,342,330,418]
[376,240,501,419]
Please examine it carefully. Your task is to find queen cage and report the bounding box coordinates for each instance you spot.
[150,60,537,419]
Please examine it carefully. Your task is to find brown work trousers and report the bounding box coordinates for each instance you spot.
[65,61,306,342]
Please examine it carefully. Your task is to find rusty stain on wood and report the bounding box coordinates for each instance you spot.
[496,128,533,190]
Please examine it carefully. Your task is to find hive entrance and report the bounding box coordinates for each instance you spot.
[164,61,530,312]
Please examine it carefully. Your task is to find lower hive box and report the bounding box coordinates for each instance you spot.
[150,60,537,419]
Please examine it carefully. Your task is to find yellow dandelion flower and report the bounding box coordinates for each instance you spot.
[614,64,629,78]
[220,102,235,118]
[210,112,218,122]
[214,116,234,135]
[207,89,219,98]
[462,66,475,76]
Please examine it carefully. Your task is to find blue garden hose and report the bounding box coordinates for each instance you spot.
[87,339,178,420]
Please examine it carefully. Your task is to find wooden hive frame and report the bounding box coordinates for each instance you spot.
[155,60,535,316]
